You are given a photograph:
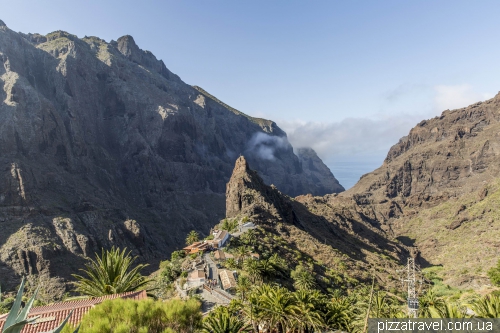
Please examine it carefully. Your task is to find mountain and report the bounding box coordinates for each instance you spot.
[225,155,408,289]
[224,93,500,291]
[344,94,500,289]
[0,21,343,295]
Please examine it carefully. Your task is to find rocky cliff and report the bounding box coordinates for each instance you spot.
[225,156,408,287]
[0,21,342,295]
[343,94,500,288]
[224,92,500,290]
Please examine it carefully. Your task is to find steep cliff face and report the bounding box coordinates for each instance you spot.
[0,22,342,293]
[344,94,500,288]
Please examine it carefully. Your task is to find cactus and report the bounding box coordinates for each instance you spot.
[1,277,79,333]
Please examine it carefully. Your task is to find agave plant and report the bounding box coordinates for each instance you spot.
[1,277,79,333]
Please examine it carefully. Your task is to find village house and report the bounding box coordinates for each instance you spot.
[218,269,237,291]
[208,230,229,248]
[182,241,210,255]
[213,249,234,261]
[187,269,206,284]
[0,290,147,333]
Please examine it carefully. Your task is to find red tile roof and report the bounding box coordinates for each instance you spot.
[0,290,147,333]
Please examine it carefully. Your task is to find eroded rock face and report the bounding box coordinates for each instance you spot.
[225,156,408,286]
[0,21,342,293]
[343,95,500,288]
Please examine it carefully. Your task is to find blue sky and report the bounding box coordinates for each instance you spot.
[2,0,500,188]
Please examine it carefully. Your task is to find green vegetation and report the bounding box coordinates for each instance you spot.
[70,298,202,333]
[488,259,500,286]
[202,306,250,333]
[220,218,239,232]
[73,247,151,297]
[186,230,200,246]
[1,277,77,333]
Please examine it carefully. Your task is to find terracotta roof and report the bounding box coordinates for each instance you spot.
[183,242,202,250]
[0,290,147,333]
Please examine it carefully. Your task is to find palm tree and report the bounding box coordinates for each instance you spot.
[470,294,500,318]
[291,265,316,290]
[419,290,445,318]
[326,295,353,331]
[243,258,263,283]
[73,247,151,297]
[292,289,325,332]
[225,258,239,270]
[257,284,297,333]
[259,259,277,282]
[186,230,199,246]
[235,246,251,265]
[202,307,250,333]
[429,302,470,318]
[236,276,252,302]
[244,229,257,247]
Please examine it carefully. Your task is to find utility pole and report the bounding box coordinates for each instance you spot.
[398,257,420,318]
[363,276,375,333]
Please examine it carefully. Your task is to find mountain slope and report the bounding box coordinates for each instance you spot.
[0,21,342,294]
[223,92,500,291]
[226,156,408,288]
[345,94,500,288]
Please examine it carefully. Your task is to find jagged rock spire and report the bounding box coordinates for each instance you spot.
[225,156,298,225]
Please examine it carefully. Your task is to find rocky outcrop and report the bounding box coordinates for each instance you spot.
[0,21,343,293]
[296,148,345,195]
[225,156,408,286]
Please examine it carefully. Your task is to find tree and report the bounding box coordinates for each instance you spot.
[225,258,238,270]
[291,265,316,290]
[242,229,257,247]
[259,259,277,282]
[236,276,252,302]
[291,289,325,332]
[326,295,353,331]
[243,258,263,283]
[160,259,182,283]
[429,303,469,318]
[419,290,445,318]
[73,247,151,297]
[202,306,250,333]
[235,246,251,265]
[186,230,200,246]
[74,298,202,333]
[255,284,297,333]
[470,294,500,318]
[488,259,500,286]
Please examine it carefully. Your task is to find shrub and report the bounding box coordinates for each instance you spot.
[74,298,202,333]
[488,260,500,286]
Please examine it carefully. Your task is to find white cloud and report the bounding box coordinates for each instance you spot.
[277,114,424,160]
[434,84,493,111]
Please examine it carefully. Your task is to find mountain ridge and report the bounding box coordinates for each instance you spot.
[0,20,343,295]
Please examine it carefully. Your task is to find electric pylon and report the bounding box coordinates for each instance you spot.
[398,257,423,318]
